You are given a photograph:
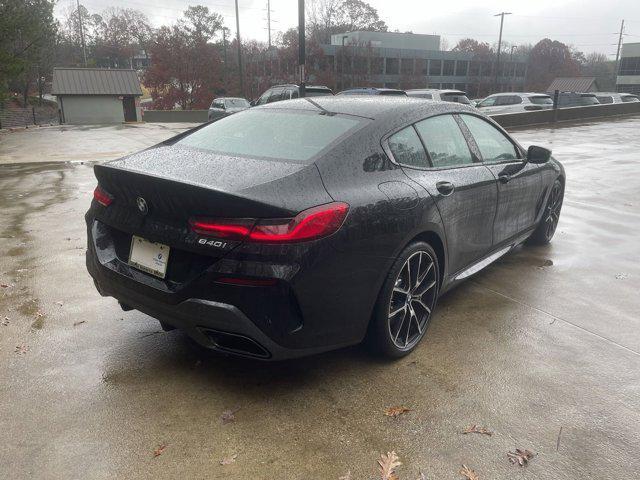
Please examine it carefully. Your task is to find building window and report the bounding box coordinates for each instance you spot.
[620,57,640,75]
[454,83,466,91]
[441,83,453,89]
[428,83,441,89]
[400,58,414,75]
[469,61,480,76]
[429,60,442,76]
[455,61,468,76]
[415,59,427,75]
[371,57,384,75]
[386,58,399,75]
[443,60,455,76]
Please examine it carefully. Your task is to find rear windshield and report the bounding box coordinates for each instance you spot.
[225,98,250,108]
[622,94,639,103]
[442,93,471,104]
[529,96,553,105]
[380,91,407,96]
[175,109,365,163]
[306,90,333,97]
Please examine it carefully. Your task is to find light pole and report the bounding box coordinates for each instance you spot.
[494,12,511,92]
[298,0,305,97]
[509,45,516,91]
[235,0,244,97]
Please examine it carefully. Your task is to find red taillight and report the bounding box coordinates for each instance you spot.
[93,186,113,207]
[249,202,349,243]
[189,202,349,244]
[188,218,255,240]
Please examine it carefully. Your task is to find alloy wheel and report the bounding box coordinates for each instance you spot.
[388,250,438,350]
[544,183,563,240]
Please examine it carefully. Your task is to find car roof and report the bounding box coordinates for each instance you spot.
[216,97,247,100]
[488,92,550,97]
[255,96,477,121]
[339,87,406,94]
[271,84,332,90]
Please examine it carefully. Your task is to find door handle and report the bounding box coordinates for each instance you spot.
[436,181,455,196]
[498,174,511,184]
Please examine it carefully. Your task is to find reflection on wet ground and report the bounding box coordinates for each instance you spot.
[1,118,640,479]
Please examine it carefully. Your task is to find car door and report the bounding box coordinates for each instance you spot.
[458,113,542,246]
[386,114,498,276]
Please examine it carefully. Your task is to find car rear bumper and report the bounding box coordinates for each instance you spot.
[85,219,354,360]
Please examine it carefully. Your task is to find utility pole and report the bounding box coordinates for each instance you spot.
[76,0,87,67]
[493,12,511,92]
[614,19,625,88]
[267,0,272,49]
[298,0,305,97]
[509,45,516,91]
[340,35,348,91]
[235,0,244,96]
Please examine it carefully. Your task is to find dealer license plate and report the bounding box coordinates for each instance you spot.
[128,235,170,279]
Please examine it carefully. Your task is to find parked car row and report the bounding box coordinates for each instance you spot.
[208,85,640,121]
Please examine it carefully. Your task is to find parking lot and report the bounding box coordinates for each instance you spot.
[1,118,640,479]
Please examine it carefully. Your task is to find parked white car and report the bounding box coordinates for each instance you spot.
[475,92,554,115]
[406,89,472,105]
[594,92,639,104]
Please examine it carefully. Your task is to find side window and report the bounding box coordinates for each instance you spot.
[478,96,497,108]
[290,88,299,99]
[596,96,613,104]
[213,100,224,109]
[414,115,473,168]
[387,126,428,168]
[267,88,284,103]
[460,114,519,162]
[256,90,271,106]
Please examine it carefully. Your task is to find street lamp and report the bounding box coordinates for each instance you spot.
[494,12,511,92]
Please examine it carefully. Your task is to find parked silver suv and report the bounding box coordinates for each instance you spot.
[406,89,471,105]
[208,97,250,121]
[475,92,553,115]
[594,92,640,104]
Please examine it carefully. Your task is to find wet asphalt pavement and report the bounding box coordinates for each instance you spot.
[1,119,639,479]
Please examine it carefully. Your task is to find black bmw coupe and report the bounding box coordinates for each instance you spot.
[86,97,564,360]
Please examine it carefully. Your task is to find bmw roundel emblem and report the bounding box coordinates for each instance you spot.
[136,196,148,215]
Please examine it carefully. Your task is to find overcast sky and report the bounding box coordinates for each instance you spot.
[55,0,640,56]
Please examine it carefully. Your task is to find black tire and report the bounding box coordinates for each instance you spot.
[367,241,440,358]
[528,179,564,245]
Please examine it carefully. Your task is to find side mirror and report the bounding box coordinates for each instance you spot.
[527,145,551,164]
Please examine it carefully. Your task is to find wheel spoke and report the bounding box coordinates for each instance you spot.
[393,309,408,343]
[412,298,432,315]
[415,261,433,290]
[414,280,436,297]
[389,304,406,317]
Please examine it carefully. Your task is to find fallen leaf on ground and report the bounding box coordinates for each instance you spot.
[462,425,493,436]
[1,283,13,288]
[15,344,28,355]
[55,301,64,306]
[220,408,240,424]
[36,311,44,317]
[384,406,410,418]
[338,470,352,480]
[2,317,9,326]
[507,448,535,466]
[459,464,479,480]
[73,320,86,327]
[378,451,401,480]
[153,444,167,457]
[219,453,238,465]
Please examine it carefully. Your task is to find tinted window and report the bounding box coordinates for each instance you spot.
[267,88,284,103]
[415,115,473,168]
[441,93,471,105]
[596,96,613,104]
[529,95,553,105]
[496,95,522,106]
[621,94,639,103]
[388,126,428,168]
[460,115,519,162]
[212,100,224,109]
[380,90,406,96]
[256,90,271,106]
[407,92,433,99]
[176,110,364,163]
